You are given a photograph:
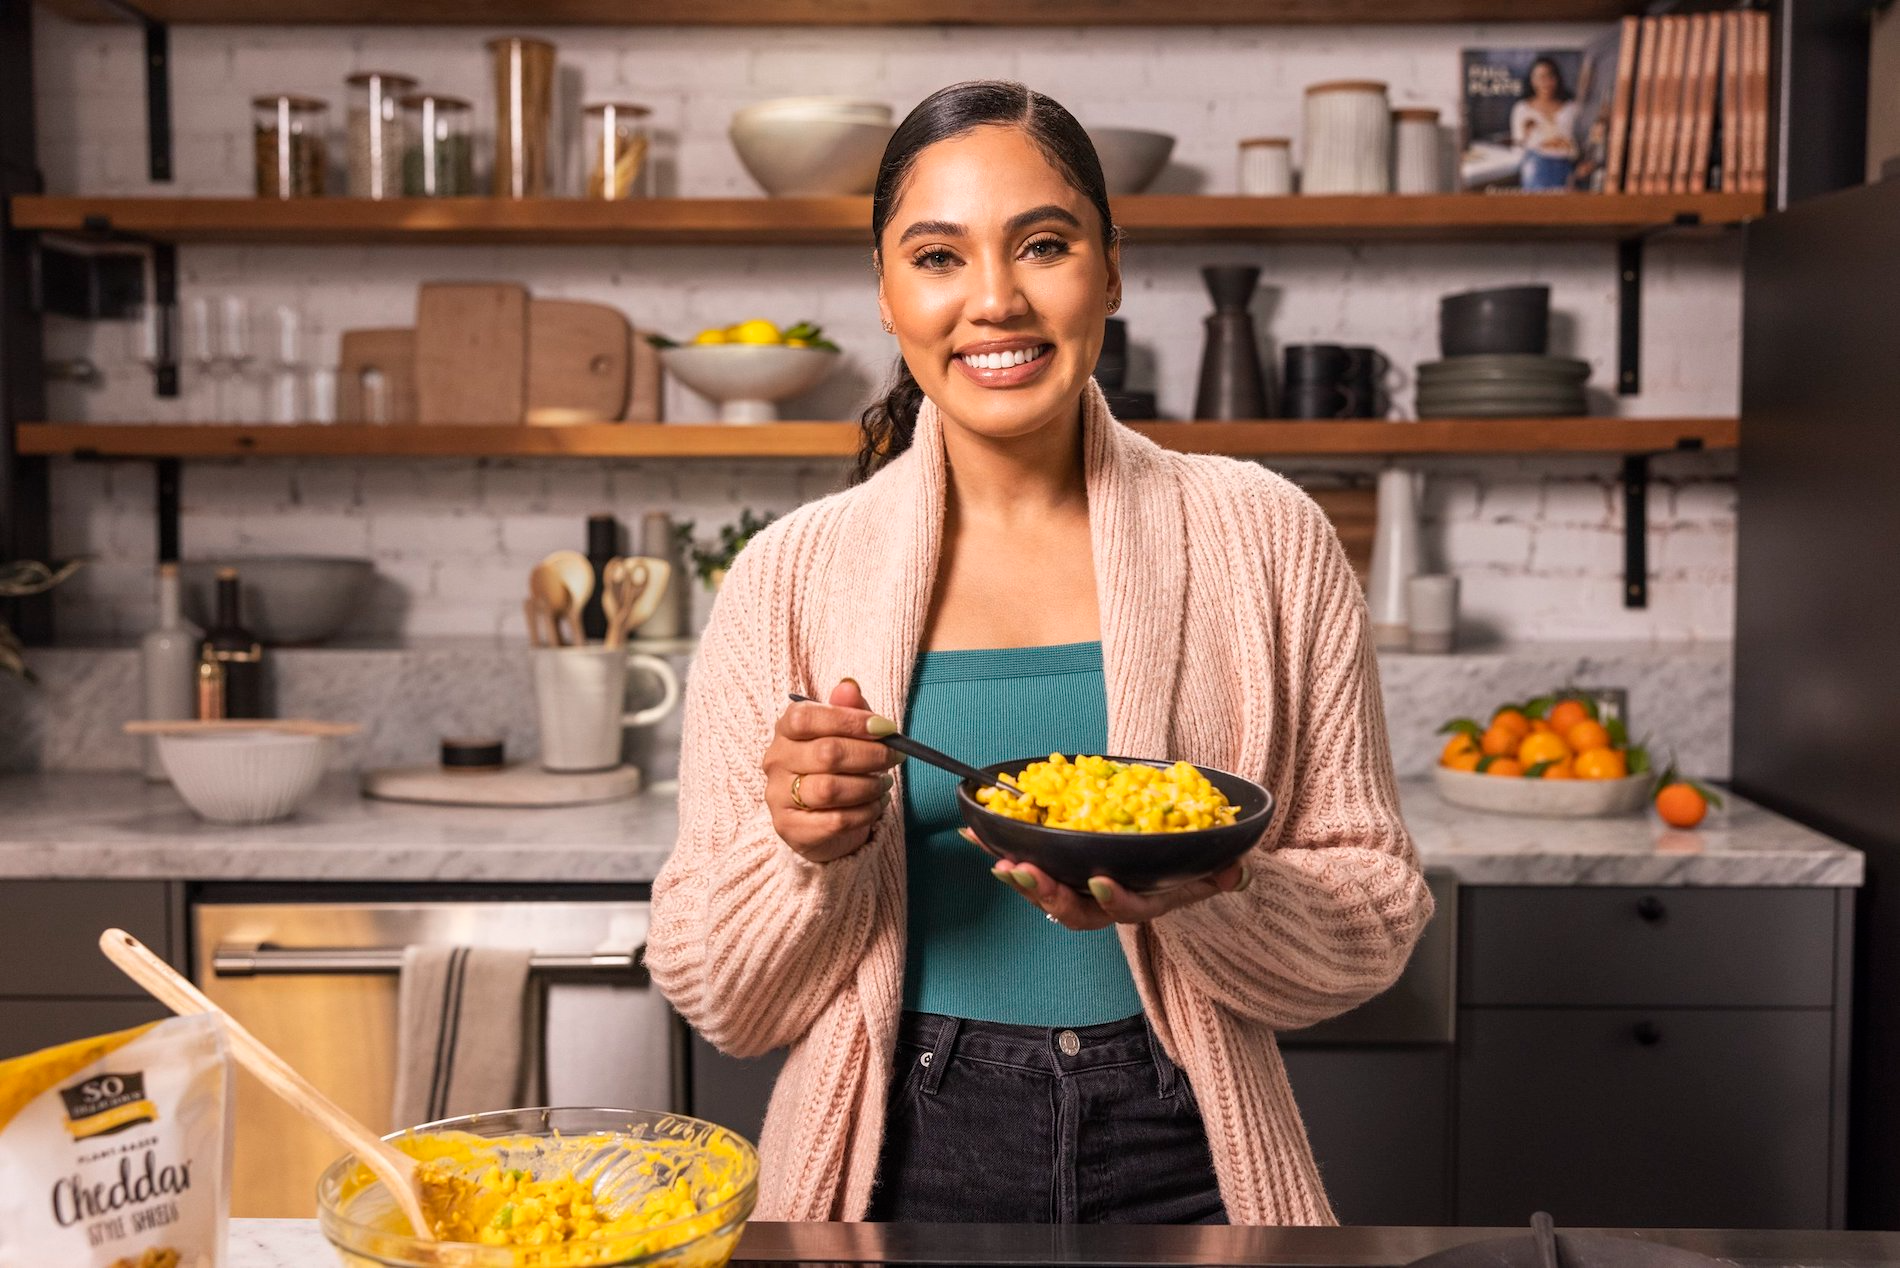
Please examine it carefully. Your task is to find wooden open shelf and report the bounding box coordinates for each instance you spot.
[10,193,1765,247]
[16,418,1739,460]
[39,0,1661,27]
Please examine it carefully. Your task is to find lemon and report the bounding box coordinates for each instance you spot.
[785,337,812,348]
[728,318,783,345]
[692,328,727,345]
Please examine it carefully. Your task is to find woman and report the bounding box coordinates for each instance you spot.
[1512,56,1581,190]
[648,80,1434,1226]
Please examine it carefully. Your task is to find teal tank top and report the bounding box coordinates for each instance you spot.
[900,640,1144,1026]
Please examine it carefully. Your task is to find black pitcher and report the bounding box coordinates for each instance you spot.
[1193,266,1271,420]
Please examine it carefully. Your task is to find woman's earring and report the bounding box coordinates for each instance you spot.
[881,318,895,333]
[1107,296,1122,315]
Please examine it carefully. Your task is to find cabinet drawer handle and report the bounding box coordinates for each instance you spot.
[1633,1021,1663,1046]
[1635,896,1667,924]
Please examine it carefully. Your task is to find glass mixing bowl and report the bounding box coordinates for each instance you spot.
[317,1107,758,1268]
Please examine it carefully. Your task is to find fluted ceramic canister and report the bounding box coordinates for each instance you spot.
[1393,106,1447,194]
[1237,136,1293,195]
[1301,80,1391,194]
[1368,467,1423,651]
[1193,265,1272,421]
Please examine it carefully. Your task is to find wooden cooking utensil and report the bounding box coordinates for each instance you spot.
[523,596,553,648]
[540,550,594,640]
[526,299,631,425]
[123,719,363,737]
[529,565,574,647]
[602,557,671,648]
[415,282,528,424]
[97,928,435,1240]
[625,327,664,423]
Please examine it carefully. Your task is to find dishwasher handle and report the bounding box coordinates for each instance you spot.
[212,942,645,979]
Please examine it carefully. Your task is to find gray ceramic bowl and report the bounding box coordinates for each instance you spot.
[1439,285,1551,358]
[180,557,374,645]
[1087,127,1176,194]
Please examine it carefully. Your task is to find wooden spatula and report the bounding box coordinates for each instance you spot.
[98,928,435,1240]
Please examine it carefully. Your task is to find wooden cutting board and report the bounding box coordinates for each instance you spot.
[336,328,417,423]
[415,282,529,423]
[526,299,631,425]
[626,327,663,422]
[361,763,642,807]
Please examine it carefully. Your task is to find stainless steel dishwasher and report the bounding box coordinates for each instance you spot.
[193,899,676,1218]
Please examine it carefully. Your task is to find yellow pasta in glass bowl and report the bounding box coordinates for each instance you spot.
[958,753,1273,894]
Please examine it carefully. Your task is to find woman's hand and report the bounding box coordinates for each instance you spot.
[968,833,1250,930]
[765,679,902,864]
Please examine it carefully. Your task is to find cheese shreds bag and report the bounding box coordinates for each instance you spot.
[0,1015,232,1268]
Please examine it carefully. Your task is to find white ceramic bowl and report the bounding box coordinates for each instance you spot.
[1088,127,1176,194]
[728,110,896,197]
[733,96,893,127]
[158,730,329,824]
[660,345,841,423]
[1432,765,1652,818]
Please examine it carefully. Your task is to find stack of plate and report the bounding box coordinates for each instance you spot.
[1416,354,1590,418]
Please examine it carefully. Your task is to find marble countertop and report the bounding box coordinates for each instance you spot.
[228,1218,1900,1267]
[0,772,1861,887]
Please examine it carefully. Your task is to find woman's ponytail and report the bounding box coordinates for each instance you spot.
[851,357,925,486]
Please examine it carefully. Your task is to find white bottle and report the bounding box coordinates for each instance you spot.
[140,563,198,780]
[1367,468,1422,652]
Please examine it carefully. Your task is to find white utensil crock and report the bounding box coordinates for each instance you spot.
[533,646,682,772]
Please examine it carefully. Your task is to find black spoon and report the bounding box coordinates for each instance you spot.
[1531,1212,1562,1268]
[786,692,1024,801]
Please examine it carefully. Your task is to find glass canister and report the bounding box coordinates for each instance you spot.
[252,94,328,199]
[345,71,416,199]
[583,102,652,199]
[488,36,557,198]
[401,92,474,196]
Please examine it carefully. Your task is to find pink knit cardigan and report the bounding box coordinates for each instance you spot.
[648,380,1435,1225]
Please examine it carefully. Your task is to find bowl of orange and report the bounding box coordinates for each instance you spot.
[1432,693,1653,817]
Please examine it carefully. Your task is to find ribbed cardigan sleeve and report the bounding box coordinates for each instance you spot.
[1148,493,1435,1031]
[645,537,882,1059]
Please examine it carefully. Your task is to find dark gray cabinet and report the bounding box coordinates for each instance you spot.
[0,880,186,1060]
[1281,1046,1453,1226]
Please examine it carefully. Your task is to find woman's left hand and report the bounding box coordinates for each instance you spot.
[963,829,1249,929]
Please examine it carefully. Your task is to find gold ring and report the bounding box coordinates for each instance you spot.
[791,773,811,812]
[1235,861,1253,892]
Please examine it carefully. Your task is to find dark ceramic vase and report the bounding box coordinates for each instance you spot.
[1193,265,1271,420]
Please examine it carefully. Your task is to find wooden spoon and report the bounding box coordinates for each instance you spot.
[529,564,574,647]
[602,557,672,648]
[97,928,435,1240]
[540,550,594,642]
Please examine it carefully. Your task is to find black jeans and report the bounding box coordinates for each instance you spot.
[867,1011,1228,1224]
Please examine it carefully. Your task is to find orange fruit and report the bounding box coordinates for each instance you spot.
[1656,782,1708,828]
[1530,719,1556,735]
[1566,719,1613,753]
[1538,758,1576,780]
[1574,747,1629,780]
[1484,758,1525,777]
[1547,698,1593,734]
[1441,734,1482,772]
[1491,707,1532,737]
[1480,723,1522,757]
[1517,730,1571,768]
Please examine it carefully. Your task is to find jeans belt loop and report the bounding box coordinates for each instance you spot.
[921,1015,959,1095]
[1143,1014,1180,1099]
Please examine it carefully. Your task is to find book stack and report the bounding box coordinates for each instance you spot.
[1584,8,1771,195]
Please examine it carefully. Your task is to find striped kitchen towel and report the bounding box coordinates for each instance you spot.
[390,945,540,1129]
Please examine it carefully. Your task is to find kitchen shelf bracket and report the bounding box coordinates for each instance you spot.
[84,0,172,181]
[1617,235,1643,396]
[1622,453,1649,607]
[155,456,180,564]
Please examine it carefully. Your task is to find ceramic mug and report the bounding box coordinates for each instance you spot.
[533,646,682,772]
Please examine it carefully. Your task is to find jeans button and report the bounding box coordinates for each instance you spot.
[1057,1029,1081,1057]
[920,1051,933,1067]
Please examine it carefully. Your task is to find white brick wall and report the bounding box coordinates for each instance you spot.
[32,12,1741,644]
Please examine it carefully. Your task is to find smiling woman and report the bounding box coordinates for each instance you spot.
[648,80,1434,1231]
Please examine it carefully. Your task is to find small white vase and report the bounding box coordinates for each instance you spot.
[1368,468,1422,651]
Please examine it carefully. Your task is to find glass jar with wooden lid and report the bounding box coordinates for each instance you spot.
[345,71,416,199]
[401,92,474,196]
[252,94,328,199]
[583,102,653,199]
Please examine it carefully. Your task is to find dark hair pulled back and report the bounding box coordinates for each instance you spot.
[851,80,1118,485]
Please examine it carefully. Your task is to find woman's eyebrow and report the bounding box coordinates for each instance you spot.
[894,204,1086,247]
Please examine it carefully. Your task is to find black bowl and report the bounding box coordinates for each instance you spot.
[1439,284,1550,358]
[955,755,1274,894]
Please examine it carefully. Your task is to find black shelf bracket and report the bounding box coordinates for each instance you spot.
[150,240,178,396]
[87,0,171,181]
[155,456,180,564]
[1622,453,1650,608]
[1617,236,1642,396]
